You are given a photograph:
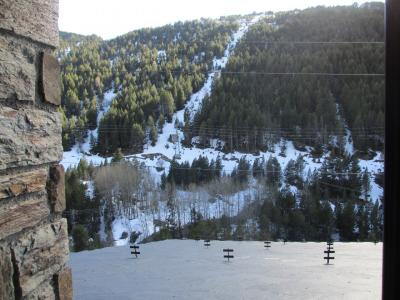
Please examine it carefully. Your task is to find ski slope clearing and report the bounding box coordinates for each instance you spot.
[70,240,382,300]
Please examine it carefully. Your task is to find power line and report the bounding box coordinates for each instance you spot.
[319,181,371,195]
[62,159,382,176]
[107,40,385,47]
[215,70,385,77]
[237,41,385,45]
[144,69,385,77]
[63,123,385,132]
[64,123,384,135]
[67,130,384,141]
[65,131,383,144]
[61,180,376,217]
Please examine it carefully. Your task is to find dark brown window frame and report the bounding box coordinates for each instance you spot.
[384,0,400,298]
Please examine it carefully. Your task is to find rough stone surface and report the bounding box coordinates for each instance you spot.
[0,242,15,300]
[0,168,48,199]
[0,0,59,47]
[24,279,56,300]
[0,34,37,101]
[0,1,71,299]
[57,267,73,300]
[48,164,65,212]
[0,106,62,170]
[12,219,69,297]
[0,196,50,240]
[41,53,61,105]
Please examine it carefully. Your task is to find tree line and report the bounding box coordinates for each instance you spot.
[65,153,383,251]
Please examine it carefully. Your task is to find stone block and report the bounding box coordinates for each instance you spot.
[0,0,59,47]
[0,35,37,101]
[0,168,48,199]
[41,53,61,105]
[0,196,49,240]
[0,106,62,170]
[0,243,15,300]
[57,267,73,300]
[12,219,69,297]
[24,279,56,300]
[47,164,65,212]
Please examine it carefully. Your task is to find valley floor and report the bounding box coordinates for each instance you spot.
[70,240,382,300]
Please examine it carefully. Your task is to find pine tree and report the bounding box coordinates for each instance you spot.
[72,225,89,252]
[356,204,369,241]
[369,200,382,241]
[150,126,158,146]
[160,90,175,121]
[160,173,167,190]
[112,148,124,163]
[89,132,96,152]
[361,169,371,201]
[266,157,281,187]
[339,200,356,241]
[236,157,250,184]
[158,114,165,133]
[215,157,223,178]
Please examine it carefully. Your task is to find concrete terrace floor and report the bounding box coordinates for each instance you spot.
[70,240,382,300]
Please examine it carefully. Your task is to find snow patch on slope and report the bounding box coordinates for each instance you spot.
[61,90,116,169]
[335,104,383,201]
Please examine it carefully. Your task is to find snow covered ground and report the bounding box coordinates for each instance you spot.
[112,213,156,246]
[70,240,382,300]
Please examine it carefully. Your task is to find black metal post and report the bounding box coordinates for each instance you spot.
[130,245,140,258]
[324,242,335,265]
[223,248,234,262]
[264,241,271,249]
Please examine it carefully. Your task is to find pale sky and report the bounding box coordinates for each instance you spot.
[59,0,382,39]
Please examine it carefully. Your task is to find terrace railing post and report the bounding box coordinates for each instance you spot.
[223,248,234,262]
[324,241,335,265]
[130,244,141,258]
[264,241,271,249]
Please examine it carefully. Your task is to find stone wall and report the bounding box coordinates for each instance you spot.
[0,1,72,299]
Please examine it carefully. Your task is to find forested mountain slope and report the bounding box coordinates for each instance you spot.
[60,6,384,248]
[193,3,384,153]
[58,18,240,153]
